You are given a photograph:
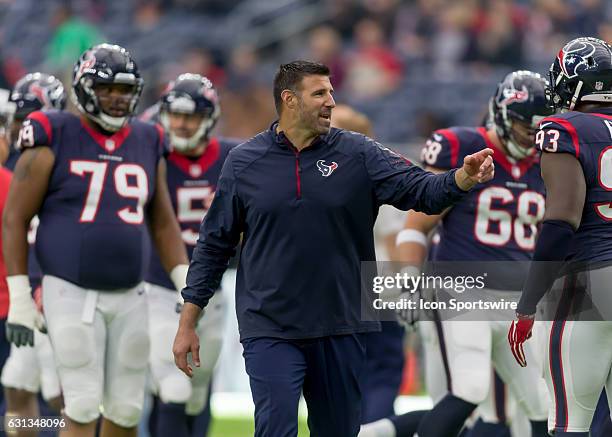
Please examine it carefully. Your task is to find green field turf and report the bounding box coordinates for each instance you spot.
[210,417,309,436]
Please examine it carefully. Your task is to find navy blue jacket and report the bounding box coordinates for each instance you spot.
[183,123,467,340]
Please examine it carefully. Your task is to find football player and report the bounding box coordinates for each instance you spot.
[0,88,14,164]
[4,73,66,171]
[143,74,239,437]
[360,70,553,437]
[509,36,612,437]
[1,72,66,436]
[2,44,189,437]
[0,87,12,421]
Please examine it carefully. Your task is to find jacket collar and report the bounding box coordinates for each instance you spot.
[270,121,328,151]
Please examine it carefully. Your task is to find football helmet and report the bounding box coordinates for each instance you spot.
[0,88,15,138]
[489,70,553,160]
[159,73,220,151]
[72,43,143,132]
[549,37,612,111]
[11,72,66,120]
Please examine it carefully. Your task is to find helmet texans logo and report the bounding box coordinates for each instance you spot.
[75,53,96,83]
[202,86,218,104]
[28,83,48,107]
[500,85,529,106]
[317,160,338,177]
[558,39,597,79]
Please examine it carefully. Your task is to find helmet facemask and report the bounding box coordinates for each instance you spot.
[504,109,544,160]
[160,109,212,152]
[72,44,143,133]
[490,70,553,161]
[72,75,142,132]
[159,74,220,152]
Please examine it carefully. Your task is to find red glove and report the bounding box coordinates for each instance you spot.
[508,313,535,367]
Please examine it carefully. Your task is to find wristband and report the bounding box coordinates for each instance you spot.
[7,275,31,299]
[170,264,189,293]
[395,229,428,248]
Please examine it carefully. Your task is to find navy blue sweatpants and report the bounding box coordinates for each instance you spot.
[242,334,366,437]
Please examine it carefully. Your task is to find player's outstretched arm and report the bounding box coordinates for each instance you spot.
[147,158,189,297]
[3,147,54,346]
[454,148,495,191]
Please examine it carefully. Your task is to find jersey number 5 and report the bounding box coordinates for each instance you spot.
[474,187,545,250]
[70,161,149,224]
[177,187,213,245]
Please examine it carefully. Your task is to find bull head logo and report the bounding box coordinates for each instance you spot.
[558,39,597,79]
[317,159,338,177]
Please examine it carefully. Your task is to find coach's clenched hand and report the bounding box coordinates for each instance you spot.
[455,148,495,191]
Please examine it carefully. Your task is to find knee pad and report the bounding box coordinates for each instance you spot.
[452,370,490,405]
[150,322,176,363]
[186,385,208,416]
[117,329,149,371]
[64,396,101,424]
[53,324,93,369]
[103,402,142,428]
[159,373,192,404]
[515,381,549,421]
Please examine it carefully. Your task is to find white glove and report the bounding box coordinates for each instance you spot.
[6,275,45,346]
[395,266,422,330]
[170,264,189,313]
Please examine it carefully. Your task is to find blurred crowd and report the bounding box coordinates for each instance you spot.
[0,0,610,142]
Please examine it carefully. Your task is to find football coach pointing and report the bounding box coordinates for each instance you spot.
[173,60,494,437]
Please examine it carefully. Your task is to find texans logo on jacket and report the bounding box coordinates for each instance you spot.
[317,159,338,177]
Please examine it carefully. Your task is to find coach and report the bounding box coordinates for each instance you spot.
[173,60,494,437]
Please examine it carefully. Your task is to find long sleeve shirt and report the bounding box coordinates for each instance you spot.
[183,123,467,340]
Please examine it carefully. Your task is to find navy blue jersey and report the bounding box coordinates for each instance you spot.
[146,137,238,290]
[20,110,167,290]
[421,127,545,265]
[183,123,468,340]
[536,109,612,264]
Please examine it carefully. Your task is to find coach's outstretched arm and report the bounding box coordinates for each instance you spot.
[173,155,244,377]
[362,136,494,212]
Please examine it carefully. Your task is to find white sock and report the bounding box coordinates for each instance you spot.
[358,418,396,437]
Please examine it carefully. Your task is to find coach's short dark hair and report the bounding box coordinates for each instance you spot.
[273,61,330,114]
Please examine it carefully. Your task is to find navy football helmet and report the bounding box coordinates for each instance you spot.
[159,73,220,151]
[72,43,143,132]
[489,70,553,160]
[549,37,612,111]
[11,72,66,120]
